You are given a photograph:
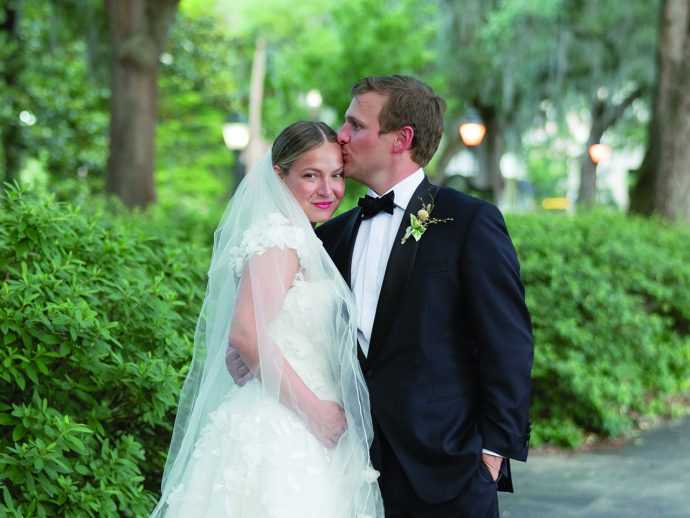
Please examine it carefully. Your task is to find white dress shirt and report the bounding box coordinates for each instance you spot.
[350,169,425,357]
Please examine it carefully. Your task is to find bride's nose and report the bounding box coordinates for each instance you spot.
[315,178,333,198]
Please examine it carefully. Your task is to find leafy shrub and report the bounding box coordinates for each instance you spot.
[0,186,207,516]
[508,210,690,447]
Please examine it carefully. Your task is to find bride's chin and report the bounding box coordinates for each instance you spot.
[308,213,332,225]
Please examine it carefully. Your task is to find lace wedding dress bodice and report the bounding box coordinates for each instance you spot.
[229,212,340,400]
[269,276,340,401]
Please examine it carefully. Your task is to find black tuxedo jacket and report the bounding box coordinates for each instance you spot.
[316,178,533,504]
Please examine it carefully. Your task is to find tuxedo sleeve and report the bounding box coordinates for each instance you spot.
[460,203,533,461]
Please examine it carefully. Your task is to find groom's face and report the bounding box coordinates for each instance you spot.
[337,92,396,188]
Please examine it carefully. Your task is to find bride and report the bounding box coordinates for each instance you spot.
[151,121,384,517]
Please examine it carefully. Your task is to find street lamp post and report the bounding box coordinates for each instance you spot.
[588,143,611,166]
[577,142,611,205]
[457,117,487,195]
[222,113,250,193]
[305,89,323,120]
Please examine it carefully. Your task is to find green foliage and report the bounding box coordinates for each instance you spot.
[524,143,570,200]
[318,0,440,116]
[0,186,207,515]
[0,0,109,184]
[157,11,240,205]
[215,0,438,135]
[509,210,690,447]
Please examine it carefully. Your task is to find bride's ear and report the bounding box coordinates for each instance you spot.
[274,165,286,180]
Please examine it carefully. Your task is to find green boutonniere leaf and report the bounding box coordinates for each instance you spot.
[400,195,454,245]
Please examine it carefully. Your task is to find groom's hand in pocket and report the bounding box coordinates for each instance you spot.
[482,452,503,482]
[226,344,253,386]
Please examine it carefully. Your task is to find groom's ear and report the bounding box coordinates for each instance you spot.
[392,125,414,154]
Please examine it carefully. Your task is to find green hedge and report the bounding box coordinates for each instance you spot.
[509,210,690,447]
[1,188,690,514]
[0,187,207,516]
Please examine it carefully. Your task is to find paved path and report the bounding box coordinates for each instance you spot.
[498,417,690,517]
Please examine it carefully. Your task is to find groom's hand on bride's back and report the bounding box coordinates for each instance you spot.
[226,345,253,386]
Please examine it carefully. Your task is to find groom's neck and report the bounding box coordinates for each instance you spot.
[369,163,422,196]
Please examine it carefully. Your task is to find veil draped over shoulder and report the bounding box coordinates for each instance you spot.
[152,153,382,517]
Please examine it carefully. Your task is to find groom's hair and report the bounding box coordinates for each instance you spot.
[351,75,446,167]
[272,121,337,174]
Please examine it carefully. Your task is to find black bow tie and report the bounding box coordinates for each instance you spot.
[358,192,396,220]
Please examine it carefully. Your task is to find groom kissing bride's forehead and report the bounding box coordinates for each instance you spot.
[317,75,533,517]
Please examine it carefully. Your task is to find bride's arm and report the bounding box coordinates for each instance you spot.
[228,247,346,448]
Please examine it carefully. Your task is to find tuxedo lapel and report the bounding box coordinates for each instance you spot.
[331,208,362,287]
[336,208,367,368]
[368,178,438,357]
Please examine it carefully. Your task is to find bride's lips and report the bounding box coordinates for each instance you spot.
[313,201,334,210]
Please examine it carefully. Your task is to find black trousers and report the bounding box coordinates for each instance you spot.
[375,424,499,518]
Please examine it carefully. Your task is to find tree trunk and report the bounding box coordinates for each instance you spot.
[577,151,599,205]
[104,0,179,208]
[429,130,464,183]
[579,88,643,206]
[577,99,606,206]
[629,150,656,215]
[1,3,23,184]
[478,106,504,205]
[630,0,690,223]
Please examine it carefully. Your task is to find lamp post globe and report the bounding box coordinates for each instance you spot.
[222,113,250,193]
[459,122,486,147]
[588,143,611,165]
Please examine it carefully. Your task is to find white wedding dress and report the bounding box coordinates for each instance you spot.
[161,214,380,518]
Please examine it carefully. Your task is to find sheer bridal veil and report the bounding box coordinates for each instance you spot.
[152,152,382,517]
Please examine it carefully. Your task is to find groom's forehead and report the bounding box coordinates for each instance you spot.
[347,92,387,117]
[356,91,387,108]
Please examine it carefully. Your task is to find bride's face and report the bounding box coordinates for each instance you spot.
[280,142,345,224]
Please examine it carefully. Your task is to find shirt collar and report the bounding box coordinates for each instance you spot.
[366,168,425,211]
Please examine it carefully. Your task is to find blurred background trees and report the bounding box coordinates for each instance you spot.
[2,0,689,222]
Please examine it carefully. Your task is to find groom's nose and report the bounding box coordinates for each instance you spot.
[337,124,349,144]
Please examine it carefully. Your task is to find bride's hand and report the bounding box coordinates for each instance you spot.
[305,399,347,449]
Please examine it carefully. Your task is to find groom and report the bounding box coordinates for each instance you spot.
[315,75,533,517]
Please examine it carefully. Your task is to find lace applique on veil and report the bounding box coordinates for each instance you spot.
[228,212,307,276]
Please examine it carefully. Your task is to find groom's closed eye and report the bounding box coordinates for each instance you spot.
[346,117,362,130]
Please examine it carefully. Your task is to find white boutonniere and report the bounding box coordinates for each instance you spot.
[401,197,453,244]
